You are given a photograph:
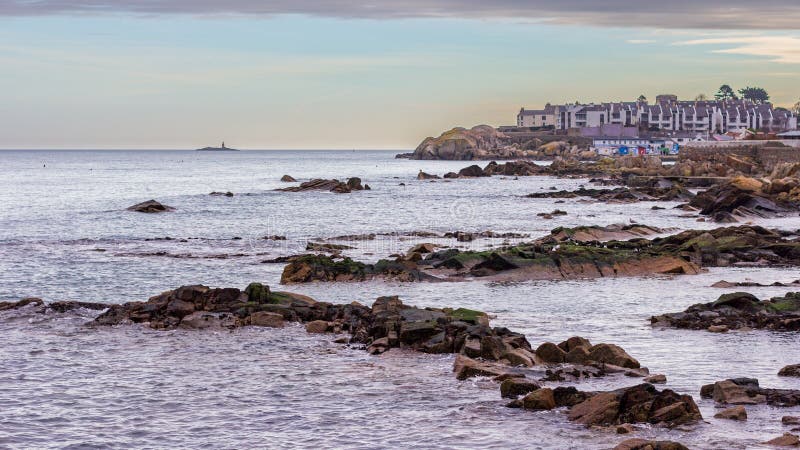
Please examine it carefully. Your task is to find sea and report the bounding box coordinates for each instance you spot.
[1,150,799,449]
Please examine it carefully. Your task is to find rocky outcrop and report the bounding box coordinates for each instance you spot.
[126,200,175,213]
[567,383,702,428]
[276,178,370,194]
[534,337,640,369]
[701,378,800,407]
[0,297,109,313]
[545,224,664,243]
[417,171,440,180]
[409,125,536,160]
[714,405,747,421]
[688,176,798,222]
[651,292,800,332]
[209,191,234,197]
[282,225,800,284]
[280,175,297,182]
[526,184,694,203]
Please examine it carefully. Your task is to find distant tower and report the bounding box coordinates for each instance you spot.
[221,141,226,149]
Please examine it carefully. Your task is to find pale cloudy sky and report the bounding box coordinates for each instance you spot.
[1,1,799,149]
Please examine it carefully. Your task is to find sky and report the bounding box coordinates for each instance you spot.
[1,1,799,149]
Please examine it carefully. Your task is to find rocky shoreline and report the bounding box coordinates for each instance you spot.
[8,281,800,448]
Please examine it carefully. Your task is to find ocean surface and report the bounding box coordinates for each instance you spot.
[1,150,799,449]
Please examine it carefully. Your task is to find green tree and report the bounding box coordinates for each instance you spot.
[637,94,647,103]
[695,93,708,101]
[738,86,770,103]
[715,84,737,101]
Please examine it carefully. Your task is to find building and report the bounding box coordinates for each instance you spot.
[516,104,556,128]
[519,96,798,134]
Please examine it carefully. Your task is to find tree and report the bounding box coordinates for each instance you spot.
[695,93,708,101]
[793,99,800,115]
[715,85,737,101]
[738,86,770,103]
[637,94,647,103]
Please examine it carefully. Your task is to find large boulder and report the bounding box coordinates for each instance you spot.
[587,343,640,369]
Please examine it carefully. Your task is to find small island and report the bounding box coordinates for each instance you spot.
[196,141,239,152]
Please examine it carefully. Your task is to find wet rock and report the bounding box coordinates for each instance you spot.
[280,175,297,182]
[783,416,800,425]
[305,320,330,333]
[453,355,513,380]
[276,178,369,194]
[587,343,640,369]
[780,365,800,377]
[500,378,541,399]
[714,405,747,421]
[535,342,567,363]
[653,291,800,332]
[644,374,667,384]
[613,439,689,450]
[568,383,702,428]
[209,191,234,197]
[0,297,44,311]
[702,378,800,407]
[689,177,796,222]
[553,386,590,407]
[249,311,285,328]
[180,312,237,330]
[521,388,556,410]
[417,170,440,180]
[126,200,175,213]
[305,242,355,253]
[765,433,800,447]
[457,164,487,178]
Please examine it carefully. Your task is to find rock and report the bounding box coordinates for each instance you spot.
[780,365,800,377]
[521,388,556,410]
[209,191,234,197]
[784,416,800,425]
[613,439,689,450]
[453,354,513,380]
[280,175,297,182]
[712,379,765,405]
[179,312,236,329]
[565,346,591,365]
[568,384,702,428]
[367,337,390,355]
[305,320,329,333]
[500,378,541,399]
[535,342,567,363]
[714,405,747,420]
[458,164,487,178]
[558,336,592,352]
[126,200,175,213]
[644,374,667,384]
[417,170,440,180]
[765,433,800,447]
[588,343,640,369]
[277,178,369,194]
[616,424,636,434]
[409,125,536,161]
[553,386,590,407]
[249,311,284,328]
[652,290,800,332]
[0,297,44,311]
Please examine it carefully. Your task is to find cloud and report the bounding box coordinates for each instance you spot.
[678,35,800,64]
[626,39,656,45]
[3,0,800,29]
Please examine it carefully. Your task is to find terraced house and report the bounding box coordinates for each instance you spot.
[518,96,797,134]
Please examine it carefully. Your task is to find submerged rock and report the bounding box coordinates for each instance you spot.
[126,200,175,213]
[701,378,800,407]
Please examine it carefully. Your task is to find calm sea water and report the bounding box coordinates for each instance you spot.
[1,150,799,449]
